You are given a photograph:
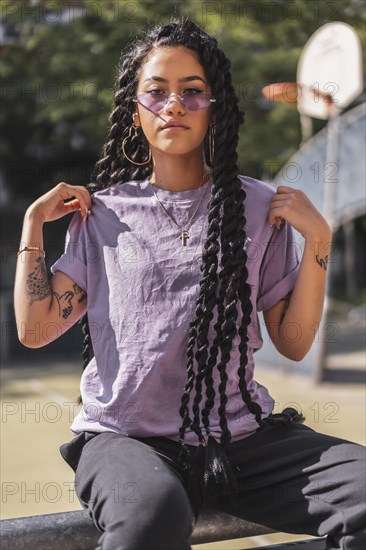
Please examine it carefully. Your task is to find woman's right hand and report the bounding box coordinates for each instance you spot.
[26,182,92,223]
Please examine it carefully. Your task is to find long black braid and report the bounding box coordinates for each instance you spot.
[78,17,266,503]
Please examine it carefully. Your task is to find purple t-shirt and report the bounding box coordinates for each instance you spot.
[51,175,299,445]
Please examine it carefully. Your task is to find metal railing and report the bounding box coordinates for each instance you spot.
[0,508,326,549]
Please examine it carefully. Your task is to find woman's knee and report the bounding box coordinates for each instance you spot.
[99,473,193,549]
[339,442,365,495]
[342,443,366,518]
[74,433,193,546]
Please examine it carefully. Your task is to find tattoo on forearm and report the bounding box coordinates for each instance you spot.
[26,257,86,316]
[315,254,329,271]
[26,257,52,303]
[53,291,74,319]
[53,284,86,319]
[279,291,292,325]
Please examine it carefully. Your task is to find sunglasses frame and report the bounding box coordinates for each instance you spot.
[133,92,216,112]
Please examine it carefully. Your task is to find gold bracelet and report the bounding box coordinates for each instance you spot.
[17,246,45,258]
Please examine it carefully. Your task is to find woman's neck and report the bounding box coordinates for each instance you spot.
[149,151,208,192]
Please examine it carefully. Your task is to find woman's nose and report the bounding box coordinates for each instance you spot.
[163,93,185,115]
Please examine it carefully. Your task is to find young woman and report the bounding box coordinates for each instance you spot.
[14,17,365,550]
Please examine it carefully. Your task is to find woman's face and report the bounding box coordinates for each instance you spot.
[134,46,213,158]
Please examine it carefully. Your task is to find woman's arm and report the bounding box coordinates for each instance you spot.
[263,186,332,361]
[14,182,91,348]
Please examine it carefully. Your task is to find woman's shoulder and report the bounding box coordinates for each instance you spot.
[90,179,147,204]
[238,174,276,201]
[238,175,276,219]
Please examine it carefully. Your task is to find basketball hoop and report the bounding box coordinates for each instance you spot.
[262,82,335,117]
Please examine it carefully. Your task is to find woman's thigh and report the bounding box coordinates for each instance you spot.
[217,424,365,549]
[74,432,193,549]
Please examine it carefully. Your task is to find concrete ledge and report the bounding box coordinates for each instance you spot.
[0,508,326,549]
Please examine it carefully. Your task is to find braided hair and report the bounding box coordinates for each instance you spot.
[79,16,265,504]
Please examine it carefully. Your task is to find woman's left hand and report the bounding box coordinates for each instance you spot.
[268,185,331,240]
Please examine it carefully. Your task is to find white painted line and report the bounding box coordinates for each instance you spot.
[326,352,366,368]
[28,379,74,408]
[241,535,274,547]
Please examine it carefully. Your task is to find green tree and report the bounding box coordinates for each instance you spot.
[1,0,365,200]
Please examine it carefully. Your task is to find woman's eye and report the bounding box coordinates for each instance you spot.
[183,88,203,95]
[147,89,165,96]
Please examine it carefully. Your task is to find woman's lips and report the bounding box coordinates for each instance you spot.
[159,122,189,131]
[160,125,189,132]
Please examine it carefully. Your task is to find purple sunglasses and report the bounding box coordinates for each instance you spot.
[133,91,216,113]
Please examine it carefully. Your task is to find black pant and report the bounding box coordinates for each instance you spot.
[60,424,366,550]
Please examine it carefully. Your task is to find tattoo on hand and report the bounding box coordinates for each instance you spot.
[315,254,329,271]
[26,257,52,303]
[279,291,292,325]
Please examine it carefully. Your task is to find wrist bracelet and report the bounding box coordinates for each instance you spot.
[17,246,45,258]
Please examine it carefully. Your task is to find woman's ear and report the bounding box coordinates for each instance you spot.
[132,112,140,127]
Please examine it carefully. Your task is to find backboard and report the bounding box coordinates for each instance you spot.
[297,22,363,119]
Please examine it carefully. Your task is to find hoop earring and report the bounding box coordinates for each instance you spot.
[121,123,151,166]
[208,123,216,165]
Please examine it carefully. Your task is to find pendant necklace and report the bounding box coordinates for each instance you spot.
[150,172,211,246]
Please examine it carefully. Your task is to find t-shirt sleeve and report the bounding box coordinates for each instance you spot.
[256,221,300,312]
[50,212,87,292]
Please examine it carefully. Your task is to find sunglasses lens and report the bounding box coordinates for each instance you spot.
[184,94,212,111]
[136,94,164,112]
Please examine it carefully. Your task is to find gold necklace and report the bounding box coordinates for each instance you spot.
[150,172,211,246]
